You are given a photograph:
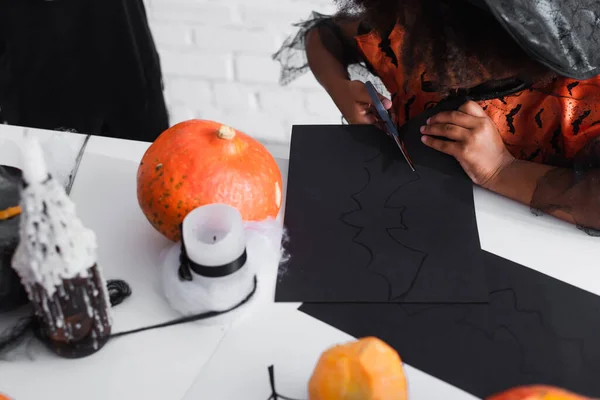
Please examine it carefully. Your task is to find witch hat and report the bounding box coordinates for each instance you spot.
[462,0,600,80]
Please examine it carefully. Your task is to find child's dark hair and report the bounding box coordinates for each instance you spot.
[335,0,556,94]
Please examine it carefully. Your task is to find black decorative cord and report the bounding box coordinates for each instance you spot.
[106,279,132,306]
[110,275,258,339]
[0,316,35,356]
[266,365,306,400]
[1,274,257,354]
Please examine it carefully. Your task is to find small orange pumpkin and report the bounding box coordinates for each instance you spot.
[308,337,408,400]
[137,120,283,241]
[487,385,594,400]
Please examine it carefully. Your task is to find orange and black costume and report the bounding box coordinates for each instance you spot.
[274,3,600,234]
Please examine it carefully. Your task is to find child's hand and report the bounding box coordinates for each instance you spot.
[330,80,394,126]
[420,100,515,188]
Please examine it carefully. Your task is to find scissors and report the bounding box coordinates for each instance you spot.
[365,81,416,172]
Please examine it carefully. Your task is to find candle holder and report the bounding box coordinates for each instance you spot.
[11,134,112,359]
[161,204,256,323]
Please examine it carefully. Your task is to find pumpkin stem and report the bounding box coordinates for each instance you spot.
[217,125,236,140]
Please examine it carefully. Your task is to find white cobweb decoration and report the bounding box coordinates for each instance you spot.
[161,205,288,327]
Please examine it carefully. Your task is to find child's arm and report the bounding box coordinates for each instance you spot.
[305,17,361,97]
[273,13,392,124]
[487,159,600,232]
[473,157,600,233]
[306,19,393,123]
[273,13,364,87]
[422,101,600,234]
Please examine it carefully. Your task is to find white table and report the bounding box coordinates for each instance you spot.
[0,124,598,400]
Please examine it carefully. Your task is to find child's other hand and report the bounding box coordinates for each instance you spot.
[420,100,515,188]
[330,80,394,126]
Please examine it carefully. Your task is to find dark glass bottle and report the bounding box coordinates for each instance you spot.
[30,264,112,358]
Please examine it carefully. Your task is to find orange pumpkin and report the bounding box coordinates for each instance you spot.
[137,120,283,241]
[487,385,594,400]
[308,337,407,400]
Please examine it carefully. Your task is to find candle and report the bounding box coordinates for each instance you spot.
[19,133,48,185]
[162,203,255,317]
[182,204,246,272]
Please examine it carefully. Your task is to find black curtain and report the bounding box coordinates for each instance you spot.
[0,0,169,142]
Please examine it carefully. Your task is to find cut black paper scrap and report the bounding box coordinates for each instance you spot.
[300,250,600,398]
[277,125,488,303]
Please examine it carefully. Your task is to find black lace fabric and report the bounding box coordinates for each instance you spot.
[532,137,600,236]
[272,12,388,96]
[273,11,600,235]
[273,12,339,85]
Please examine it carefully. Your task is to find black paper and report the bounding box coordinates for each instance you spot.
[277,125,488,303]
[300,250,600,398]
[399,95,471,179]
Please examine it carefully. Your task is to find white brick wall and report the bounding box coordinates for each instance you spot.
[145,0,341,146]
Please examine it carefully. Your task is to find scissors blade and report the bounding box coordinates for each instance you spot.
[391,132,416,172]
[364,81,416,172]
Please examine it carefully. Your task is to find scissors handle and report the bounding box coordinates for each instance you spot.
[364,82,395,133]
[365,81,416,172]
